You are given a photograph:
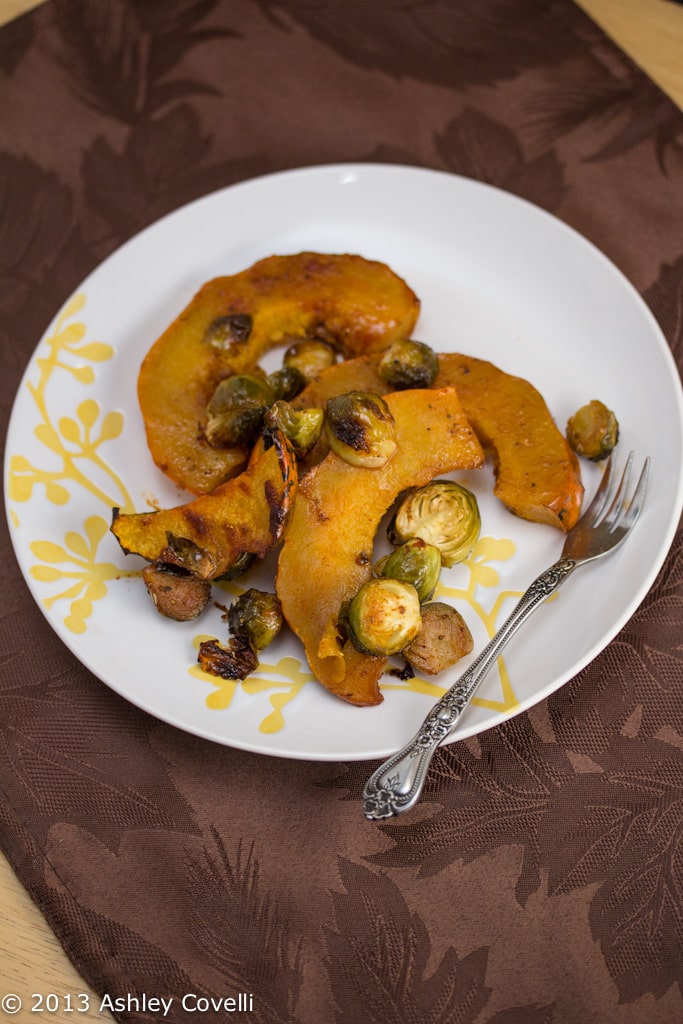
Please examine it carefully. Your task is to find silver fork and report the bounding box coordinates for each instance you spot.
[363,451,650,821]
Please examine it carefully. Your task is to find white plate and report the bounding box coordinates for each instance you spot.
[5,164,683,761]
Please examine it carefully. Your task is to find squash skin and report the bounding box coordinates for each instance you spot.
[138,253,420,494]
[296,352,584,531]
[111,430,297,579]
[275,387,484,706]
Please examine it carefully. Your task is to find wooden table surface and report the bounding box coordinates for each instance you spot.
[1,0,682,1019]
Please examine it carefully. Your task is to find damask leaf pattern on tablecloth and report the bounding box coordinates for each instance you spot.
[522,48,682,168]
[366,718,576,907]
[259,0,583,91]
[47,0,260,250]
[434,108,566,212]
[186,828,304,1024]
[0,155,93,366]
[0,662,200,849]
[52,0,235,122]
[539,734,683,1003]
[82,103,261,242]
[325,859,491,1024]
[39,891,205,1023]
[323,858,556,1024]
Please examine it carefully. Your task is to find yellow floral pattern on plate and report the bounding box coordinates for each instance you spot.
[7,293,136,633]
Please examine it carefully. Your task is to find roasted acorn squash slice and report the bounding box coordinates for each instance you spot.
[296,352,584,531]
[435,355,583,530]
[111,430,297,580]
[275,387,484,706]
[138,252,420,494]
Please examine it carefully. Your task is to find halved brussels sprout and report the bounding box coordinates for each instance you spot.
[228,588,283,650]
[388,480,481,567]
[404,602,473,675]
[265,400,324,458]
[324,391,397,468]
[566,400,619,462]
[375,538,441,603]
[204,373,275,448]
[378,338,439,390]
[266,365,307,403]
[284,339,336,382]
[347,577,422,657]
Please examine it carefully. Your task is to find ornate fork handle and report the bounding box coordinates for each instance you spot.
[363,557,577,820]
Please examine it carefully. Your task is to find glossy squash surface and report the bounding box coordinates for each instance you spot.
[275,387,484,706]
[297,352,584,530]
[138,252,420,494]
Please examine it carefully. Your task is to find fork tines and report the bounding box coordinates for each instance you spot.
[591,451,649,533]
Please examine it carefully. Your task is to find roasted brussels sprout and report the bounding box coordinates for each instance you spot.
[203,313,252,350]
[228,588,283,650]
[264,400,324,458]
[324,391,397,468]
[204,373,275,448]
[283,339,336,382]
[142,563,212,621]
[347,577,422,657]
[388,480,481,567]
[215,550,256,581]
[404,602,473,675]
[566,400,619,461]
[375,538,442,603]
[266,365,307,402]
[378,338,439,390]
[197,635,259,680]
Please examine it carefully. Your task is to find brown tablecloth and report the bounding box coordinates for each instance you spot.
[2,2,683,1022]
